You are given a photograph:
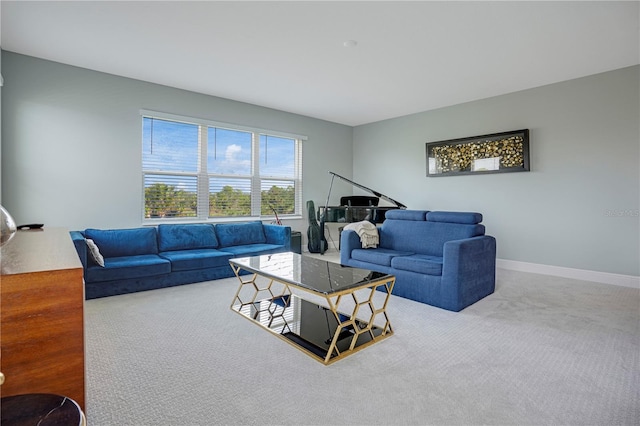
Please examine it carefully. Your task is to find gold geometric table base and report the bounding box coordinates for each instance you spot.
[230,263,395,365]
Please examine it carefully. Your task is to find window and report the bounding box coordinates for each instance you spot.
[142,111,304,223]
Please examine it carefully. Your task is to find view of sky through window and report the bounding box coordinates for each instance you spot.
[144,118,296,188]
[260,135,295,178]
[142,118,198,172]
[142,114,301,220]
[208,127,252,176]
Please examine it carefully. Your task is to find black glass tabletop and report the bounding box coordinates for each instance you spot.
[229,252,390,295]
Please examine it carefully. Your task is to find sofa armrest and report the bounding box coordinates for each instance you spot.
[441,235,496,311]
[69,231,88,270]
[263,224,291,251]
[340,229,364,264]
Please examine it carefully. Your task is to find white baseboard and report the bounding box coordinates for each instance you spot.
[497,259,640,289]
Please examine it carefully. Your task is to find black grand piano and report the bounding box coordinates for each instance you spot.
[318,171,407,225]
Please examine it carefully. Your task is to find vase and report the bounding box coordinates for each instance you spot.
[0,205,17,246]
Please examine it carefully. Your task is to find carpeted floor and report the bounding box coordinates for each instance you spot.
[84,268,639,425]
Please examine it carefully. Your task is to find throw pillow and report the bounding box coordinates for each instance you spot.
[86,238,105,267]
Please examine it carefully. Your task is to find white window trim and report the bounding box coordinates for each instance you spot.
[141,109,305,224]
[140,109,308,142]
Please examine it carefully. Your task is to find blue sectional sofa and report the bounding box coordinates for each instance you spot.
[340,210,496,312]
[71,222,291,299]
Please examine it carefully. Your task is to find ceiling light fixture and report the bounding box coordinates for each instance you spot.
[343,40,358,48]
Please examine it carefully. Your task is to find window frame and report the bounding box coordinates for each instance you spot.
[141,109,305,224]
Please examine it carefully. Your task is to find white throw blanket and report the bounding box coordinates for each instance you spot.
[343,220,379,248]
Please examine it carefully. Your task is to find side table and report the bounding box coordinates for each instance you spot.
[1,393,86,426]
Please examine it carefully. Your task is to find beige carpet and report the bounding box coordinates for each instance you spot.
[84,268,639,425]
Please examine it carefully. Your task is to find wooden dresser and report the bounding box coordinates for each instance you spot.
[1,227,85,410]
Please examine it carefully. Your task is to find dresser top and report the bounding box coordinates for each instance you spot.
[1,227,82,275]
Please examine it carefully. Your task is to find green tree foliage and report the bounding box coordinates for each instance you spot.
[209,186,251,217]
[145,183,197,218]
[261,185,295,215]
[146,183,295,218]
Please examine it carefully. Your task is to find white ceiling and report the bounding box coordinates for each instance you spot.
[1,1,638,126]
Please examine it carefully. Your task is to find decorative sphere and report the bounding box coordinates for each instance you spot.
[0,205,17,246]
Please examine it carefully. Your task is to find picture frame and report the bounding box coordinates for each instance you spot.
[426,129,530,177]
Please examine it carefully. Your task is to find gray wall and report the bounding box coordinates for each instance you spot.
[0,49,3,201]
[1,52,353,235]
[353,66,639,276]
[2,52,638,277]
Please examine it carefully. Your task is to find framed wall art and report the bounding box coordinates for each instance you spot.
[426,129,530,177]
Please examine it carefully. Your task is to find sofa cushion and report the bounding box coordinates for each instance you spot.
[157,224,218,252]
[384,210,429,221]
[216,222,266,247]
[427,211,482,224]
[391,254,443,276]
[85,254,170,282]
[85,227,159,258]
[219,243,285,257]
[351,248,414,267]
[159,249,232,272]
[380,220,484,257]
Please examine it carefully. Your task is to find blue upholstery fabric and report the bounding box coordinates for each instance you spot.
[85,227,158,257]
[72,222,290,299]
[159,249,232,271]
[85,254,170,282]
[340,209,496,312]
[380,220,484,256]
[216,221,266,247]
[379,268,446,308]
[440,236,496,311]
[427,211,483,224]
[70,231,88,269]
[351,248,414,266]
[384,209,428,221]
[157,224,218,251]
[263,224,291,249]
[391,254,443,275]
[84,267,234,299]
[219,243,286,256]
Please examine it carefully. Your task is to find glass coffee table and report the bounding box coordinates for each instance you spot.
[229,252,395,365]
